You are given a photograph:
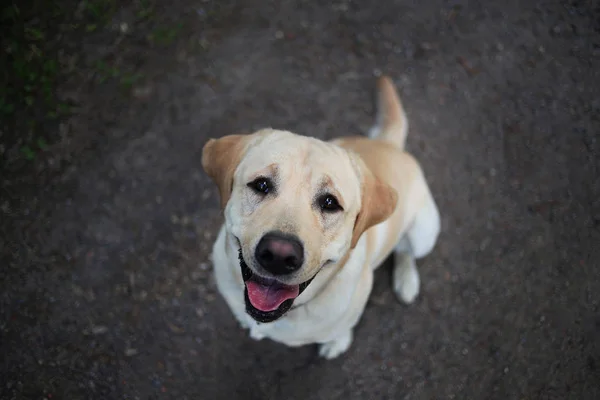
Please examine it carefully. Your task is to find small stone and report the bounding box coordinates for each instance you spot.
[479,238,491,251]
[275,30,284,39]
[198,38,210,50]
[504,367,509,373]
[125,348,138,357]
[168,322,185,333]
[91,325,108,335]
[132,85,153,99]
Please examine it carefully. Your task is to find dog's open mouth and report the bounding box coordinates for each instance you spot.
[239,249,313,323]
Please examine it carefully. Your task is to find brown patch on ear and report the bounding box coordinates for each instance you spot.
[201,134,250,209]
[351,170,398,249]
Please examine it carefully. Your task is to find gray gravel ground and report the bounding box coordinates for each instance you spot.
[1,0,599,399]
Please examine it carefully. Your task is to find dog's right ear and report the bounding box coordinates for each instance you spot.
[202,134,250,209]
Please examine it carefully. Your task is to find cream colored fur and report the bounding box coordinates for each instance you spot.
[202,76,440,359]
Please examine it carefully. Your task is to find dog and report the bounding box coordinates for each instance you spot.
[201,75,440,359]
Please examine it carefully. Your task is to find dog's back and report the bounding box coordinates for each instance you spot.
[332,76,434,268]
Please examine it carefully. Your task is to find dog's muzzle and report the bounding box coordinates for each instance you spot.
[238,249,314,323]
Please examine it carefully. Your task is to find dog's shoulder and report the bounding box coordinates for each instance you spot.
[331,136,424,191]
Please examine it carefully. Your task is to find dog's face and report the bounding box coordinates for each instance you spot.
[202,129,397,323]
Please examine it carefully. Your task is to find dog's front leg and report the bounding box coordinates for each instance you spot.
[393,190,440,304]
[318,330,353,359]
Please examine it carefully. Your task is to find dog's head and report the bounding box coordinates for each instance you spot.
[202,129,397,322]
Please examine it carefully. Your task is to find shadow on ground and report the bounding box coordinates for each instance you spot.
[1,1,599,399]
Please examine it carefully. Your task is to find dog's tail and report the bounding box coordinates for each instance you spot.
[368,75,408,150]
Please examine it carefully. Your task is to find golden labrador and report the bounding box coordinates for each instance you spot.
[202,75,440,359]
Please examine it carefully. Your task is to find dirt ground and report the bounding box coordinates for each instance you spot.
[1,0,599,399]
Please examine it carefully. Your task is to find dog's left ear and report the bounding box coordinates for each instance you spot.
[202,134,250,209]
[351,168,398,248]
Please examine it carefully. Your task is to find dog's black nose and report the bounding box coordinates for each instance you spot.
[255,232,304,275]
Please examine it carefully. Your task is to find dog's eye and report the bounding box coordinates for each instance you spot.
[318,194,343,212]
[248,177,272,195]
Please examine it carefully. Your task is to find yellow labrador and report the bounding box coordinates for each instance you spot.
[202,76,440,359]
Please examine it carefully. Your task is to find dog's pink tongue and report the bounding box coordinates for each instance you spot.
[246,280,299,312]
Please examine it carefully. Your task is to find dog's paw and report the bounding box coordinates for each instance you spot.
[318,331,353,359]
[232,312,250,330]
[393,254,420,304]
[238,319,250,330]
[249,329,265,341]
